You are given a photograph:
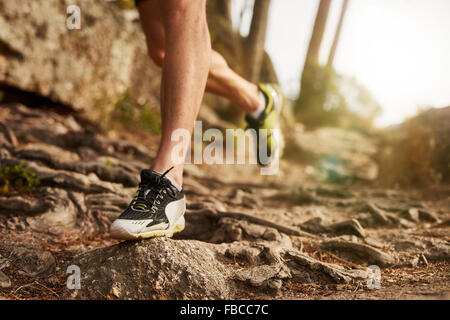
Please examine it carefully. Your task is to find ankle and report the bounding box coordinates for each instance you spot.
[227,78,261,114]
[150,164,183,187]
[165,172,183,190]
[243,83,262,114]
[250,90,267,119]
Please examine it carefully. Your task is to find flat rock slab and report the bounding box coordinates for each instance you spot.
[68,238,231,299]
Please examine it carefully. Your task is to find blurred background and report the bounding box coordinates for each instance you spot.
[0,0,449,188]
[236,0,450,127]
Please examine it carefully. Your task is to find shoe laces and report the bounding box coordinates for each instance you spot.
[131,167,177,213]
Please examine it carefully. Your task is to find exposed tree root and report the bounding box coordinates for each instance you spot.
[187,208,319,239]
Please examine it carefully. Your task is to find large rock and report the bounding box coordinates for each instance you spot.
[67,224,367,299]
[68,238,231,299]
[0,0,160,117]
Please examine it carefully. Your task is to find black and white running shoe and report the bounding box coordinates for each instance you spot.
[110,167,186,240]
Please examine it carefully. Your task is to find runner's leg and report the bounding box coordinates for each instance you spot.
[147,0,211,186]
[136,0,262,115]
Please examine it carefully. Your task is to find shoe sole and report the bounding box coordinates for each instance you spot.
[110,215,185,240]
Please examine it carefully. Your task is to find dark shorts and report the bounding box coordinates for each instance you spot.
[134,0,145,7]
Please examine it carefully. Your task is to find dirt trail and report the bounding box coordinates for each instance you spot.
[0,103,449,299]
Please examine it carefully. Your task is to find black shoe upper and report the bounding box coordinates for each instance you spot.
[117,168,184,222]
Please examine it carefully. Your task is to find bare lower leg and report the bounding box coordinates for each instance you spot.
[137,0,261,116]
[150,0,211,186]
[206,51,261,114]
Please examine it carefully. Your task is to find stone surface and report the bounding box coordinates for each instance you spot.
[285,250,367,284]
[320,239,396,267]
[0,121,18,150]
[0,245,56,278]
[233,263,291,287]
[26,188,77,235]
[0,0,160,117]
[67,235,370,299]
[16,143,80,164]
[0,270,11,288]
[69,238,230,299]
[0,195,48,215]
[327,219,366,238]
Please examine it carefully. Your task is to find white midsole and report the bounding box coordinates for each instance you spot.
[110,215,185,240]
[138,215,185,237]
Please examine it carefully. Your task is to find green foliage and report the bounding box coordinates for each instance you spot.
[116,0,136,10]
[104,157,113,167]
[111,90,162,135]
[295,65,381,132]
[137,105,162,134]
[0,162,40,195]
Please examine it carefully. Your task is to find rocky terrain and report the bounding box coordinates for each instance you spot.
[0,102,449,300]
[0,0,449,300]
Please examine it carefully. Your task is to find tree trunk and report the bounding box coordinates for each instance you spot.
[294,0,331,117]
[327,0,349,68]
[245,0,271,83]
[304,0,332,67]
[217,0,232,23]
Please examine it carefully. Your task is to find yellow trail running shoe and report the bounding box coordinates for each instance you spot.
[245,83,285,167]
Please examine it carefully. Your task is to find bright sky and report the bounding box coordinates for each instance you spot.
[232,0,450,127]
